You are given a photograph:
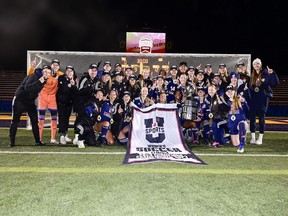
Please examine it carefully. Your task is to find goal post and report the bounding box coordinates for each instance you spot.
[26,50,251,129]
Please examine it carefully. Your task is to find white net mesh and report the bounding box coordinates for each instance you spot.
[27,51,251,76]
[26,51,251,129]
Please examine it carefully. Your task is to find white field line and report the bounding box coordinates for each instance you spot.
[0,151,287,157]
[1,127,288,133]
[0,167,287,175]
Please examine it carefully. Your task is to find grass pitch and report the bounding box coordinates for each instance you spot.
[0,128,287,216]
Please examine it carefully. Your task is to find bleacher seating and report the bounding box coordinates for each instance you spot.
[269,76,288,105]
[0,70,26,101]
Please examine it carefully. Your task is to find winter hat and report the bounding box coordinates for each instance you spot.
[253,58,262,65]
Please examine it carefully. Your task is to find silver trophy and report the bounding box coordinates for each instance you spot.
[181,85,197,120]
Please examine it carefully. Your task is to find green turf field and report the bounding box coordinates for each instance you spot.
[0,128,287,216]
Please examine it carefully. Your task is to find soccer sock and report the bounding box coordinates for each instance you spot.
[50,109,58,140]
[100,126,109,142]
[251,132,256,140]
[182,128,187,137]
[38,120,44,140]
[203,124,210,140]
[38,109,45,140]
[239,122,247,145]
[51,119,57,140]
[258,133,263,141]
[192,128,199,141]
[209,129,214,140]
[73,133,79,144]
[187,128,192,139]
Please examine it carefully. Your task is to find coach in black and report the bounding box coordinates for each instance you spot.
[9,65,51,147]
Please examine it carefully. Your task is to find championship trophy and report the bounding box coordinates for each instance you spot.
[181,86,197,120]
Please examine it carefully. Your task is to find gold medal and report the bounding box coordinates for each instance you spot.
[254,87,259,92]
[97,115,101,121]
[124,116,131,122]
[208,113,213,118]
[110,119,114,124]
[231,115,236,121]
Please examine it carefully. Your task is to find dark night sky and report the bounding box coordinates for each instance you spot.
[0,0,287,75]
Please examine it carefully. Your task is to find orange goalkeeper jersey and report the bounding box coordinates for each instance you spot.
[39,71,64,96]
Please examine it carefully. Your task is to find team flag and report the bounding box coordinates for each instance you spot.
[124,103,206,165]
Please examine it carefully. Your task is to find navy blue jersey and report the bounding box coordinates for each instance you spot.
[227,100,249,135]
[121,103,132,128]
[194,96,210,121]
[165,77,178,102]
[148,87,166,102]
[227,101,249,123]
[97,100,115,123]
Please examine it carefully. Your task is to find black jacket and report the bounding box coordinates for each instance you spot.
[56,74,77,105]
[15,68,45,103]
[74,74,97,112]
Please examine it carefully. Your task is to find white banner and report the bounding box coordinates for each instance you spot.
[124,103,206,165]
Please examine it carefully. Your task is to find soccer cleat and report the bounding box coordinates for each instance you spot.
[35,140,45,146]
[77,140,85,148]
[50,139,59,144]
[65,135,72,142]
[250,138,256,144]
[211,142,220,148]
[237,144,244,153]
[255,138,262,145]
[186,136,193,142]
[60,135,66,145]
[193,140,200,145]
[73,134,79,145]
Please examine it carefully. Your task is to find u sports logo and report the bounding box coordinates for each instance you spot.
[144,117,165,143]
